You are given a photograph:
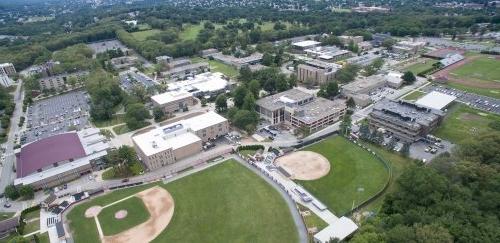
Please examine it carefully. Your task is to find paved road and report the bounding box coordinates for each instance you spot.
[0,81,24,194]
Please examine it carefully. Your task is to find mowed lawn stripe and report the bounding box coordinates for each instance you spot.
[98,196,150,236]
[153,160,298,243]
[298,136,389,215]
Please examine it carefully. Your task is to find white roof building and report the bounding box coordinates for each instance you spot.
[0,74,14,87]
[292,40,321,49]
[132,111,227,157]
[415,91,456,110]
[151,91,193,106]
[313,217,358,243]
[167,72,229,95]
[385,71,404,88]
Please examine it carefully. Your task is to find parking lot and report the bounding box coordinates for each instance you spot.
[422,84,500,114]
[21,90,91,144]
[409,139,453,162]
[256,122,298,143]
[369,87,397,103]
[87,39,128,55]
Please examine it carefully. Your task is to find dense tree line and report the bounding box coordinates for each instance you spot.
[352,133,500,243]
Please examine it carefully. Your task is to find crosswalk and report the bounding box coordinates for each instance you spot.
[46,216,59,227]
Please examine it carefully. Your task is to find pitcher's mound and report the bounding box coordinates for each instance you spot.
[85,206,103,218]
[115,210,128,219]
[275,151,330,180]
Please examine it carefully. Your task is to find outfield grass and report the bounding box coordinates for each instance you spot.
[404,58,438,74]
[450,56,500,83]
[192,57,239,78]
[298,136,389,216]
[98,196,150,236]
[402,90,426,101]
[357,143,414,213]
[68,160,299,243]
[131,29,163,41]
[433,103,500,144]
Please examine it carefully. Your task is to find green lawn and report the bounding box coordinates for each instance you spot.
[92,114,126,128]
[131,29,163,41]
[450,56,500,83]
[23,220,40,234]
[137,24,152,31]
[297,136,390,216]
[0,212,15,220]
[67,160,299,243]
[404,58,438,74]
[102,160,144,180]
[38,232,50,243]
[357,143,414,214]
[112,122,150,135]
[434,103,500,144]
[297,204,328,232]
[402,90,426,101]
[192,57,239,78]
[179,24,204,41]
[98,196,150,236]
[239,149,258,158]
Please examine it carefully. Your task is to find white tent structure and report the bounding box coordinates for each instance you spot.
[415,91,456,110]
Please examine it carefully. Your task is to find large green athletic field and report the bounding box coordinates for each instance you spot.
[67,160,298,243]
[449,56,500,84]
[98,197,150,235]
[297,136,390,215]
[434,104,500,144]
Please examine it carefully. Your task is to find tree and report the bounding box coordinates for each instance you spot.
[8,236,29,243]
[231,110,259,133]
[4,184,19,200]
[382,38,397,50]
[288,74,298,87]
[153,107,166,122]
[346,97,355,108]
[359,122,371,140]
[339,114,352,136]
[233,85,248,108]
[336,64,360,83]
[215,94,228,112]
[262,52,274,66]
[402,71,416,85]
[248,79,261,98]
[19,185,34,200]
[347,40,359,53]
[242,93,256,111]
[326,81,339,97]
[238,66,253,83]
[125,103,150,130]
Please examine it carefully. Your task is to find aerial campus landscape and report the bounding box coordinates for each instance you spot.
[0,0,499,243]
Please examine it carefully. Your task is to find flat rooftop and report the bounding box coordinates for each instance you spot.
[132,111,226,156]
[151,91,193,105]
[314,217,358,242]
[415,91,456,110]
[167,72,228,94]
[342,75,386,93]
[294,98,346,124]
[371,99,444,127]
[256,89,314,111]
[292,40,321,48]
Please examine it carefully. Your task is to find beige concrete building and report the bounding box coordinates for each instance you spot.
[339,36,364,45]
[256,89,347,132]
[0,63,16,76]
[297,60,341,85]
[132,112,229,170]
[151,91,196,116]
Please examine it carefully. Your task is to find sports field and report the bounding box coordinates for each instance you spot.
[404,58,438,74]
[191,57,239,78]
[434,55,500,99]
[449,56,500,84]
[297,136,389,215]
[131,29,163,41]
[433,103,500,144]
[97,197,150,235]
[67,160,299,243]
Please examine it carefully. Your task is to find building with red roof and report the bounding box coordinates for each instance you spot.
[14,128,109,190]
